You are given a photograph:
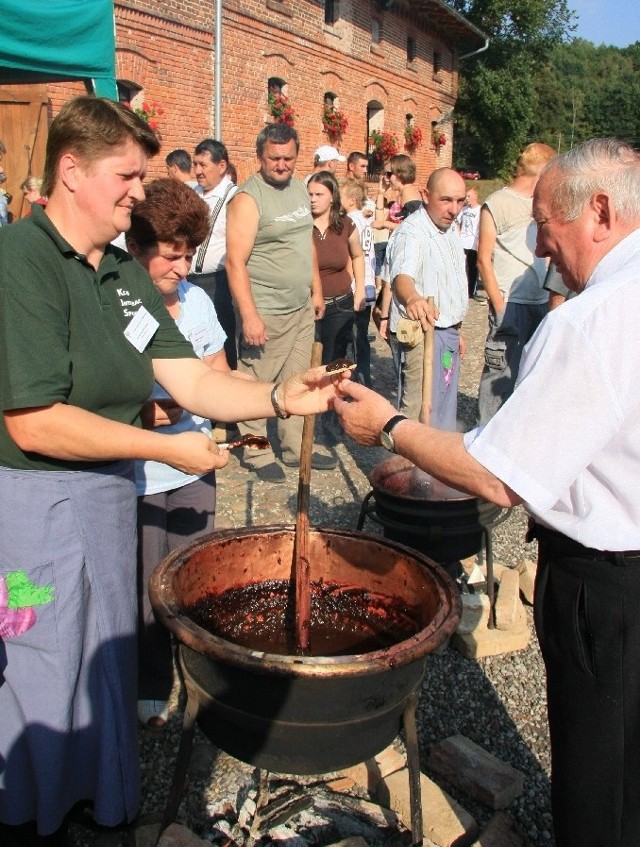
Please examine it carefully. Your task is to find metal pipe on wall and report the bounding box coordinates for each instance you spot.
[214,0,222,139]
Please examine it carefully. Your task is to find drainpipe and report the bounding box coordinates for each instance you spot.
[459,37,490,61]
[214,0,222,139]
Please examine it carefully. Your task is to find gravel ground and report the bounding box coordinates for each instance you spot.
[70,294,553,847]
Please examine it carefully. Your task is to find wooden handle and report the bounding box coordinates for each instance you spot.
[294,340,323,653]
[419,297,435,425]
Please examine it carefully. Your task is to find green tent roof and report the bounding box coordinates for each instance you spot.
[0,0,117,99]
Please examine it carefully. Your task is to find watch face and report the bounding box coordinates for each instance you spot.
[380,429,395,452]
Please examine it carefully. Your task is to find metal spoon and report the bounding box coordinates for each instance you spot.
[218,434,270,451]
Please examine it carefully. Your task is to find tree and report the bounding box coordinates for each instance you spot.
[450,0,575,176]
[529,40,640,150]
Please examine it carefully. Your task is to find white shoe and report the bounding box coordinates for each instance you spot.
[137,699,169,728]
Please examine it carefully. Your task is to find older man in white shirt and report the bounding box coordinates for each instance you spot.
[387,167,468,427]
[335,138,640,847]
[187,138,238,367]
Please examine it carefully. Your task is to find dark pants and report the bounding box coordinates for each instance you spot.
[315,292,355,365]
[352,305,373,388]
[136,473,216,700]
[534,526,640,846]
[464,248,478,297]
[187,269,237,369]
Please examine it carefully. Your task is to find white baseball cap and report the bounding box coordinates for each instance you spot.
[314,145,346,163]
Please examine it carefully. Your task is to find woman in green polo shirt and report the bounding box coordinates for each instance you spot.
[0,97,343,847]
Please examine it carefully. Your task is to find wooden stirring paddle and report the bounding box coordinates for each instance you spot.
[294,340,324,653]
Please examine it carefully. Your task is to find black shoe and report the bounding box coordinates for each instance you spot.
[253,462,286,483]
[282,452,338,471]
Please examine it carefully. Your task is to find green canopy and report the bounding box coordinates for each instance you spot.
[0,0,117,99]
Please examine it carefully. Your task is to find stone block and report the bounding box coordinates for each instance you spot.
[377,768,478,847]
[493,568,521,632]
[157,823,211,847]
[339,743,406,792]
[427,735,524,811]
[457,592,491,635]
[471,811,523,846]
[451,615,530,659]
[515,559,537,606]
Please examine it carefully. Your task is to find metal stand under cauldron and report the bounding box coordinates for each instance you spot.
[149,525,461,845]
[357,456,512,626]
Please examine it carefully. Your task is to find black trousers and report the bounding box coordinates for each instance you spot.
[534,529,640,846]
[187,269,237,369]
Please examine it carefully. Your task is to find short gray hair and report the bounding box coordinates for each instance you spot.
[545,138,640,223]
[256,123,299,158]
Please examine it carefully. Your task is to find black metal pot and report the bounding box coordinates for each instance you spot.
[367,455,505,563]
[149,525,460,774]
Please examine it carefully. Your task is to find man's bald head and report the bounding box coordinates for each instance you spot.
[425,168,467,230]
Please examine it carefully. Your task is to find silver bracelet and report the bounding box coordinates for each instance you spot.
[270,383,291,419]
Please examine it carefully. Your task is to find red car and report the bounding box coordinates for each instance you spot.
[459,169,480,180]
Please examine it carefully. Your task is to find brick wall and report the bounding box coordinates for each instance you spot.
[42,0,461,186]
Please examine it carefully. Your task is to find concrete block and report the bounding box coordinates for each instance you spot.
[157,823,211,847]
[427,735,524,811]
[377,767,478,847]
[493,568,521,631]
[339,743,406,792]
[471,811,523,846]
[451,618,530,659]
[457,592,491,635]
[515,559,537,606]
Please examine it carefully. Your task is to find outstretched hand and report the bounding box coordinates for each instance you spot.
[334,380,398,446]
[280,364,354,418]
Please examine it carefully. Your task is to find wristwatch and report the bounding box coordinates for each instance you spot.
[380,414,408,452]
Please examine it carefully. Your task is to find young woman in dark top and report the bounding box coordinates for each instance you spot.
[307,171,364,365]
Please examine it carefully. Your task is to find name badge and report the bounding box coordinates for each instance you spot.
[188,323,210,355]
[124,307,160,353]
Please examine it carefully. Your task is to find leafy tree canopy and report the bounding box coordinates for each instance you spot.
[449,0,575,176]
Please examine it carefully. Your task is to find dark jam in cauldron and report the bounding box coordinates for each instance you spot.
[185,579,422,656]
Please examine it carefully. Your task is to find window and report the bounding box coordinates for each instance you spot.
[325,0,337,26]
[371,19,381,44]
[268,77,285,95]
[433,51,441,75]
[407,37,417,63]
[117,79,141,106]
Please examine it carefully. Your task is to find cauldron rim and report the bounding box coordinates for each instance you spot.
[369,454,477,503]
[149,524,461,678]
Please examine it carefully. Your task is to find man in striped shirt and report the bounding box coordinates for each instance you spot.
[387,167,468,428]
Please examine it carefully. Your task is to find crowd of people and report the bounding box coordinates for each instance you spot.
[1,97,639,847]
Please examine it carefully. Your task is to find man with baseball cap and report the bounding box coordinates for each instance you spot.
[304,145,346,184]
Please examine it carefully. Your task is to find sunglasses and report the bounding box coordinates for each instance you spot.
[385,171,393,177]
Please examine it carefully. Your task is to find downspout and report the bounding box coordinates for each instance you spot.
[214,0,222,139]
[459,38,489,61]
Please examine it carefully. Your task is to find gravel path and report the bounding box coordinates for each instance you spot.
[71,295,553,847]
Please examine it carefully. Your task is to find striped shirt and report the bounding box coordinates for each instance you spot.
[387,206,468,330]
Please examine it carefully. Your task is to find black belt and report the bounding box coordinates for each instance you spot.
[532,522,640,562]
[436,322,462,331]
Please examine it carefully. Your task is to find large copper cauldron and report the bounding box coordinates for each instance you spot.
[149,525,460,775]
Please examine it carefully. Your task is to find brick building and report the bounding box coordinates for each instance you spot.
[0,0,485,219]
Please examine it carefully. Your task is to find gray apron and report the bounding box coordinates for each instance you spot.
[0,462,139,835]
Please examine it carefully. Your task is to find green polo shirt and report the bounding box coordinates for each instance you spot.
[0,205,196,471]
